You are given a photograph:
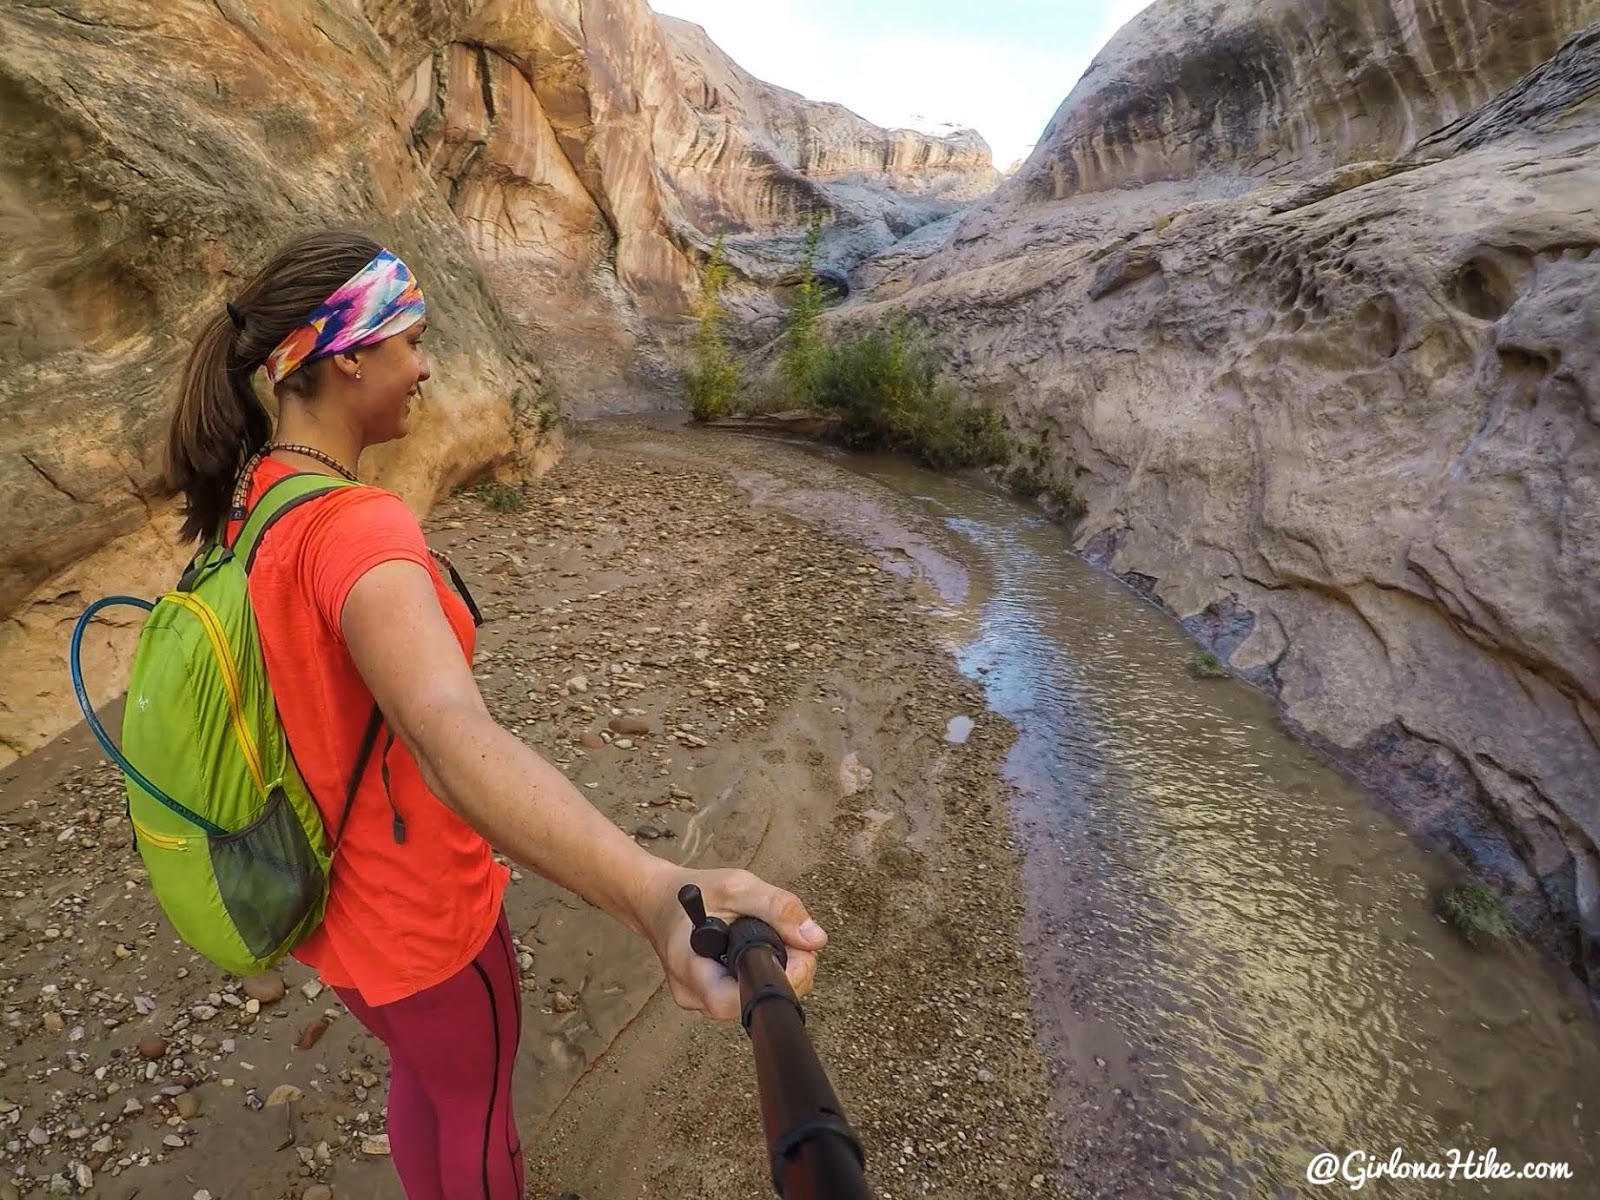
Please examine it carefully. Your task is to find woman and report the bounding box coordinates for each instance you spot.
[161,230,828,1199]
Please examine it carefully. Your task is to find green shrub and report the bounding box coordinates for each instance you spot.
[1189,651,1230,679]
[780,211,827,403]
[811,319,1006,469]
[685,238,741,422]
[476,481,527,513]
[1436,883,1516,947]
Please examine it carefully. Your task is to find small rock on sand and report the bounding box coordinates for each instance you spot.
[839,751,874,796]
[242,972,286,1004]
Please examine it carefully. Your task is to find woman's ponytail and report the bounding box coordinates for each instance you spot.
[164,309,273,544]
[157,230,386,544]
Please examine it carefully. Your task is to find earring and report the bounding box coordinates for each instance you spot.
[355,369,362,380]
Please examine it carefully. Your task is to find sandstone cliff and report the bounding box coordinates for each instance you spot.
[858,8,1600,996]
[920,0,1595,282]
[0,0,997,767]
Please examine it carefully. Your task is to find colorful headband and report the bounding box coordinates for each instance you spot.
[263,249,426,384]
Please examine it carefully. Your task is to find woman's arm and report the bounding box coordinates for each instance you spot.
[338,558,826,1018]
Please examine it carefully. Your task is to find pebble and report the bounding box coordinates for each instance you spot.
[28,1125,49,1146]
[163,1133,186,1148]
[242,972,286,1004]
[297,1017,330,1050]
[579,733,605,749]
[301,980,324,1001]
[839,752,874,796]
[175,1092,202,1119]
[42,1012,64,1034]
[137,1033,168,1059]
[361,1134,391,1156]
[608,716,652,735]
[74,1164,92,1190]
[552,992,578,1014]
[266,1084,304,1107]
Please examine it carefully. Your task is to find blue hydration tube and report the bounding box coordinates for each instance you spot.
[69,597,175,809]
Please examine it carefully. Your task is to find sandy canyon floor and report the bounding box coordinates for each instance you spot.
[0,422,1067,1200]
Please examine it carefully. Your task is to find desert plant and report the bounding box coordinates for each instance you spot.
[684,237,741,422]
[476,481,526,513]
[811,318,1006,469]
[780,210,828,404]
[1436,883,1516,947]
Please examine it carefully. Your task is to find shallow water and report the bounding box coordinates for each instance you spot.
[823,452,1600,1199]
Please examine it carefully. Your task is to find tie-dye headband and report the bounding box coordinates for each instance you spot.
[263,249,426,384]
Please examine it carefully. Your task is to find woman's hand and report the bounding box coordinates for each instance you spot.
[636,866,828,1022]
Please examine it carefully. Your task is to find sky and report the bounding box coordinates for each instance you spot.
[647,0,1152,171]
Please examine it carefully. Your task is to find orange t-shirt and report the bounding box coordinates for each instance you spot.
[228,457,508,1006]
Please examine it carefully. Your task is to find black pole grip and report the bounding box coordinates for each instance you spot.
[727,918,871,1200]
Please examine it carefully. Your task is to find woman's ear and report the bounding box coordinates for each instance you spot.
[331,350,362,380]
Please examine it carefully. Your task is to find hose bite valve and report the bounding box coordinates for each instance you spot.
[678,883,872,1200]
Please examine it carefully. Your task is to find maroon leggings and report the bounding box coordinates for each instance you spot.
[335,910,524,1199]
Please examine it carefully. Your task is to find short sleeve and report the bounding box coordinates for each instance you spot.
[294,487,437,634]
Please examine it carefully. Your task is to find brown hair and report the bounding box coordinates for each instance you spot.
[162,230,385,544]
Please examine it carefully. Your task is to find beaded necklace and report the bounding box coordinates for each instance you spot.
[228,442,358,522]
[265,441,359,482]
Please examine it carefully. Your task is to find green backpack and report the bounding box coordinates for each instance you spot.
[69,473,386,978]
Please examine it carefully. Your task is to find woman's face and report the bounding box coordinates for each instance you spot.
[354,320,431,444]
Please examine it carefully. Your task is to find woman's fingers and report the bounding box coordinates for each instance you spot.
[722,871,829,953]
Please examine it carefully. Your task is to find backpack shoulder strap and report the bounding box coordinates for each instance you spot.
[333,703,385,849]
[227,471,378,847]
[229,472,360,572]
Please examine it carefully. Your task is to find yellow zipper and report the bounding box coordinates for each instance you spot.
[130,815,189,851]
[162,592,268,795]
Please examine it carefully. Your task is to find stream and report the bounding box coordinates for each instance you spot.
[719,431,1600,1199]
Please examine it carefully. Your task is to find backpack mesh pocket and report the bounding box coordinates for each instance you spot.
[208,786,324,958]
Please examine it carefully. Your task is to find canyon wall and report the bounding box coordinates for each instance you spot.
[859,6,1600,995]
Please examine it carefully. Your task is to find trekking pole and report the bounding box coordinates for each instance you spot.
[679,884,872,1200]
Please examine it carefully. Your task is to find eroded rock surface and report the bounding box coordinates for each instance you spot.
[859,12,1600,995]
